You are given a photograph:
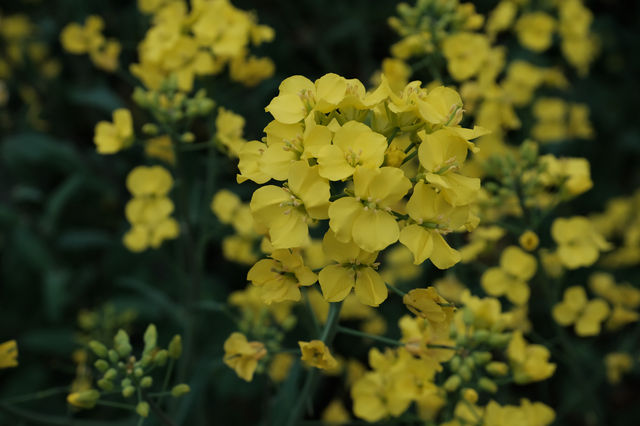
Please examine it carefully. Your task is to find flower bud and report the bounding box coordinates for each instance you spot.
[94,359,109,372]
[168,335,182,359]
[97,378,114,391]
[140,376,153,388]
[459,365,472,381]
[461,388,478,404]
[67,389,100,409]
[478,377,498,393]
[122,386,136,398]
[88,341,108,358]
[171,384,191,397]
[472,351,492,365]
[114,330,132,358]
[443,375,461,392]
[136,401,150,418]
[485,361,509,376]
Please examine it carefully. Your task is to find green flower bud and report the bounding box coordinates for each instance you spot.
[478,377,498,393]
[154,349,168,366]
[463,357,475,370]
[104,368,118,380]
[108,349,119,363]
[472,329,490,343]
[462,308,474,325]
[449,355,461,372]
[94,359,109,372]
[140,376,153,388]
[97,378,114,391]
[134,367,144,378]
[122,386,136,398]
[487,333,511,348]
[458,365,472,382]
[114,330,132,358]
[143,324,157,358]
[472,351,492,365]
[141,123,159,135]
[168,335,182,359]
[67,389,100,409]
[121,378,132,388]
[181,132,195,143]
[171,384,191,397]
[136,402,150,418]
[485,361,509,376]
[443,375,462,392]
[88,341,108,358]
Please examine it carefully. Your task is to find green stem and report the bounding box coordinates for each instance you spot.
[387,127,400,145]
[0,386,69,404]
[94,400,136,410]
[337,326,403,346]
[386,282,407,296]
[158,358,174,406]
[401,149,418,165]
[285,301,343,426]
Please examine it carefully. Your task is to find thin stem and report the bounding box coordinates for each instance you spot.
[387,127,400,145]
[94,400,136,410]
[386,282,406,297]
[0,386,69,405]
[285,301,343,426]
[337,326,403,346]
[401,149,418,165]
[144,393,178,426]
[158,358,174,406]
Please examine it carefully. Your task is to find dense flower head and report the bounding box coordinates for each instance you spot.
[240,72,483,306]
[131,0,275,91]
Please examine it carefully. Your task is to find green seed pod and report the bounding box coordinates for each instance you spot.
[122,386,136,398]
[168,335,182,359]
[88,341,108,358]
[171,384,191,397]
[136,402,150,418]
[140,376,153,388]
[478,377,498,394]
[443,375,462,392]
[94,359,109,372]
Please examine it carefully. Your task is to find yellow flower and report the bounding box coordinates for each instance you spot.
[210,189,242,224]
[93,108,134,154]
[247,249,317,304]
[481,246,536,305]
[552,216,611,269]
[0,340,18,369]
[318,231,387,307]
[250,161,330,249]
[268,353,295,383]
[144,135,174,164]
[604,352,633,384]
[299,340,338,370]
[60,16,105,54]
[399,181,467,269]
[89,39,121,72]
[486,1,518,37]
[322,399,350,424]
[552,286,610,336]
[216,107,246,157]
[519,230,539,251]
[329,167,411,252]
[126,165,173,197]
[402,287,454,326]
[265,74,348,124]
[539,155,593,197]
[507,331,556,384]
[442,32,490,81]
[418,128,480,206]
[316,121,387,181]
[515,12,556,52]
[223,332,267,382]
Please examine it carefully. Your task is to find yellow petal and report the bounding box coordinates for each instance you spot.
[265,93,306,124]
[352,208,399,252]
[399,225,434,265]
[355,267,388,307]
[319,265,355,302]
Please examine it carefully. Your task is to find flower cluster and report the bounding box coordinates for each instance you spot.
[60,15,121,72]
[123,166,180,252]
[239,73,483,307]
[132,0,275,91]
